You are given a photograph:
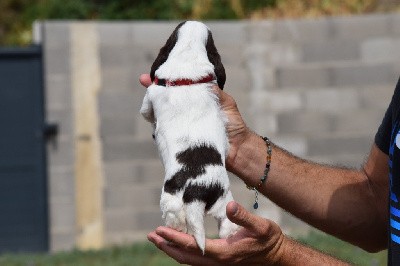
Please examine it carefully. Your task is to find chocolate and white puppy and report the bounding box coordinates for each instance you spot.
[140,21,239,253]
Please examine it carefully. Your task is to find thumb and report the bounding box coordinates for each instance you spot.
[139,74,152,88]
[226,201,270,237]
[212,85,238,110]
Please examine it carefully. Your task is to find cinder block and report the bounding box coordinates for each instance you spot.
[49,198,76,230]
[253,90,302,113]
[269,42,301,66]
[47,108,73,136]
[134,160,164,184]
[308,135,373,157]
[270,136,308,157]
[226,65,250,97]
[245,21,274,43]
[98,89,139,116]
[104,185,160,208]
[135,209,164,231]
[276,65,331,88]
[277,112,333,135]
[45,47,71,75]
[305,88,359,112]
[44,22,70,49]
[230,183,253,207]
[332,110,386,134]
[50,231,76,252]
[135,112,155,140]
[102,139,158,161]
[48,167,75,197]
[132,22,177,47]
[207,22,246,46]
[274,18,332,43]
[218,46,245,66]
[46,74,72,111]
[100,115,136,139]
[48,139,74,167]
[98,23,133,47]
[130,48,159,69]
[361,38,400,62]
[105,230,151,245]
[100,45,145,68]
[101,66,135,91]
[331,14,390,40]
[301,39,359,63]
[104,161,137,187]
[390,14,400,36]
[332,62,395,87]
[359,85,394,109]
[103,160,163,187]
[105,208,137,232]
[252,112,278,136]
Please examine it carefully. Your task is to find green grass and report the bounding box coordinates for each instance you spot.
[0,242,178,266]
[0,231,387,266]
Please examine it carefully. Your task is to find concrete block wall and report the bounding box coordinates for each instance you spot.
[38,13,400,251]
[39,22,76,251]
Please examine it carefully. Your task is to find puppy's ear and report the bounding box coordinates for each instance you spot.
[150,21,186,82]
[206,30,226,90]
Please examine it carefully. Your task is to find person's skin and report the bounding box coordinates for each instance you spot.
[139,74,390,265]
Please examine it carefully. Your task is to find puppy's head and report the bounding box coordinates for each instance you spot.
[150,21,226,89]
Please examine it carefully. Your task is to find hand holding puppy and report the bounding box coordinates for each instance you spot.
[147,201,285,265]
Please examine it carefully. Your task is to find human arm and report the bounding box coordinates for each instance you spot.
[213,88,390,252]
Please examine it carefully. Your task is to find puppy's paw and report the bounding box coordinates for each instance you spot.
[219,218,240,239]
[164,210,187,233]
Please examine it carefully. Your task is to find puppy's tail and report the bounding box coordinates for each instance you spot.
[185,202,206,255]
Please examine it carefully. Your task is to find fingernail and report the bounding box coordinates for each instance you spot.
[231,202,239,215]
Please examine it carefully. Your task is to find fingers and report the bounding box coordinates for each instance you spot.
[156,227,199,252]
[139,74,152,88]
[226,201,271,238]
[154,227,226,256]
[148,230,220,266]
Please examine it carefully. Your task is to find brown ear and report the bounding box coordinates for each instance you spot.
[206,30,226,90]
[150,21,186,81]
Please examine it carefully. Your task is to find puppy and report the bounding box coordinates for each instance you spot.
[140,21,239,253]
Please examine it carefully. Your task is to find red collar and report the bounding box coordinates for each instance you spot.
[154,74,215,87]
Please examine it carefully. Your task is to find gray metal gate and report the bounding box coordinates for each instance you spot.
[0,46,49,252]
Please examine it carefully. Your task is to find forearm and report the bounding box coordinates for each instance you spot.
[227,132,388,251]
[278,237,350,266]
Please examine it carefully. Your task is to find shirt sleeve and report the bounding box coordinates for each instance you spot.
[375,100,393,155]
[374,77,400,155]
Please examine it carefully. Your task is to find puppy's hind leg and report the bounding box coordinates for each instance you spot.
[160,191,187,233]
[211,190,240,239]
[184,201,206,254]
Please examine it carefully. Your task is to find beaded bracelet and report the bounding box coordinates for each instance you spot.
[246,136,272,209]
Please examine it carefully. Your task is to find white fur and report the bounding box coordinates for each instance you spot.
[140,21,239,254]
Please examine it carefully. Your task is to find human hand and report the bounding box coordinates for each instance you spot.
[147,201,285,265]
[139,74,253,173]
[139,74,152,87]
